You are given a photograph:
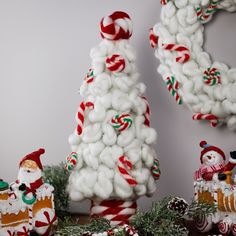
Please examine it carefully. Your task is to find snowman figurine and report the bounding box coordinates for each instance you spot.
[194,141,236,181]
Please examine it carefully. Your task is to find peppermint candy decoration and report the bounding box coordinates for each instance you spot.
[106,54,126,73]
[142,96,151,127]
[111,114,133,132]
[196,0,218,23]
[76,101,94,135]
[166,76,182,105]
[84,68,95,84]
[149,28,158,48]
[123,224,139,236]
[192,113,219,128]
[15,226,29,236]
[65,152,78,171]
[34,208,57,235]
[118,156,137,186]
[161,43,190,64]
[152,0,236,130]
[151,159,161,180]
[218,219,231,235]
[203,67,221,86]
[100,11,132,41]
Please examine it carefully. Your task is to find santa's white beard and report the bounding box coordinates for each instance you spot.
[18,167,42,186]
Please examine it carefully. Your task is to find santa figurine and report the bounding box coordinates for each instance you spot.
[11,148,45,204]
[194,141,236,182]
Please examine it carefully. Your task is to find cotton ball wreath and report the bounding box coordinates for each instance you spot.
[66,11,160,226]
[150,0,236,130]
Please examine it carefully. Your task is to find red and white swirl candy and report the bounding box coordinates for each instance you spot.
[100,11,132,41]
[218,219,231,235]
[106,54,126,73]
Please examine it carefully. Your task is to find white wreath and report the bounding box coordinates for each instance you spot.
[150,0,236,130]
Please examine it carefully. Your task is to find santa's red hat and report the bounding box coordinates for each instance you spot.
[19,148,45,170]
[199,141,225,164]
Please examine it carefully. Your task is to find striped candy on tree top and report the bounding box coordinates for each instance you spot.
[100,11,133,41]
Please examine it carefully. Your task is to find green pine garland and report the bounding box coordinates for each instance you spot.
[43,162,69,215]
[55,197,216,236]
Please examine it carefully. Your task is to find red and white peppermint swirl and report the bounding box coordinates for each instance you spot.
[142,96,151,127]
[149,28,158,48]
[100,11,132,41]
[218,220,231,234]
[76,101,94,135]
[118,156,137,186]
[192,113,219,128]
[16,226,29,236]
[231,223,236,236]
[91,199,137,226]
[161,43,190,64]
[106,54,126,73]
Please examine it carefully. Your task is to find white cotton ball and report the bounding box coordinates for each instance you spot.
[227,69,236,82]
[186,5,198,24]
[103,109,117,124]
[92,61,105,75]
[226,83,236,102]
[98,165,114,179]
[89,141,105,156]
[83,147,99,169]
[134,185,147,196]
[227,116,236,131]
[126,148,141,165]
[158,64,171,76]
[89,73,112,97]
[212,62,229,73]
[89,101,106,123]
[147,176,157,196]
[154,23,172,39]
[200,101,213,114]
[114,173,133,199]
[94,172,113,199]
[179,21,200,35]
[184,92,199,104]
[197,52,211,68]
[168,16,179,35]
[80,82,89,97]
[177,33,192,49]
[201,0,210,7]
[183,61,201,76]
[113,75,135,92]
[68,131,81,146]
[214,86,226,101]
[69,188,84,201]
[100,146,123,169]
[193,27,204,46]
[102,123,117,146]
[142,145,155,168]
[112,90,133,111]
[212,102,228,118]
[163,2,176,18]
[82,124,102,143]
[133,168,150,184]
[117,128,135,147]
[177,8,187,27]
[175,0,188,8]
[99,93,112,109]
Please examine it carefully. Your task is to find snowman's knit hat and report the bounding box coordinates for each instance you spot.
[199,141,225,164]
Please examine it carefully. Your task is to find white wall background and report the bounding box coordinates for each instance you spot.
[0,0,235,213]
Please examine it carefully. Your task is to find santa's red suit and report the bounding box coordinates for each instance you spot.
[194,141,236,181]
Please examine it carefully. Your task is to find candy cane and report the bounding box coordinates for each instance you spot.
[192,113,219,127]
[84,68,94,84]
[161,43,190,64]
[160,0,171,5]
[111,114,133,132]
[151,159,161,180]
[203,67,221,86]
[106,54,126,73]
[65,152,78,171]
[76,101,94,135]
[166,76,182,105]
[196,0,219,23]
[123,224,139,236]
[118,156,137,186]
[100,11,132,40]
[142,96,151,127]
[149,28,158,48]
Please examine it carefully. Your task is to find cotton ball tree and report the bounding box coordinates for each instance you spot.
[65,11,160,226]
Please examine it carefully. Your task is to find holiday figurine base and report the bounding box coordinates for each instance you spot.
[194,141,236,235]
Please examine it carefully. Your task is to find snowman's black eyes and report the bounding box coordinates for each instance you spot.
[27,170,31,173]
